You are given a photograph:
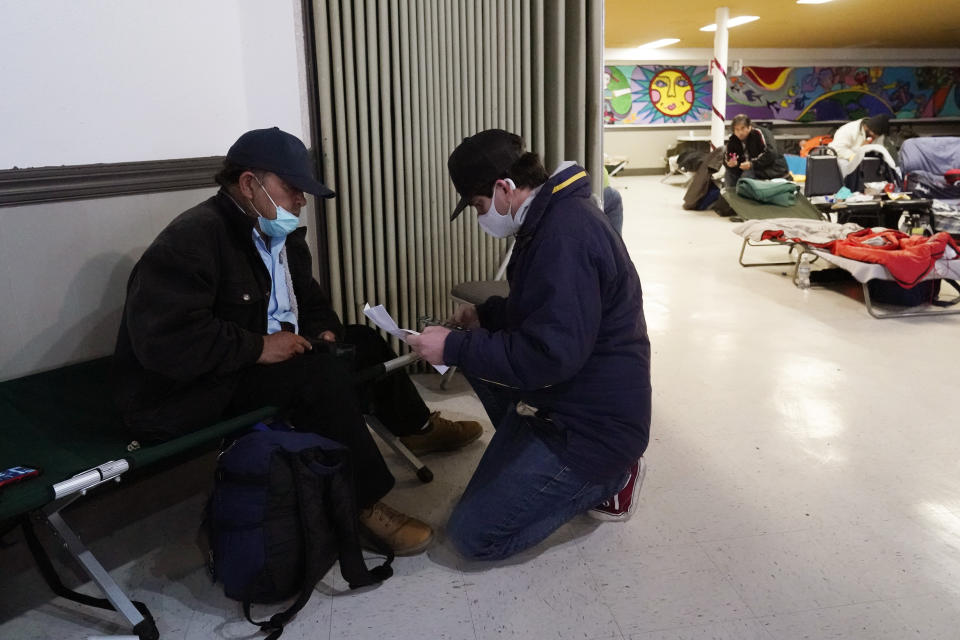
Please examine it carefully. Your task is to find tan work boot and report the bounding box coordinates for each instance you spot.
[359,502,433,556]
[399,412,483,455]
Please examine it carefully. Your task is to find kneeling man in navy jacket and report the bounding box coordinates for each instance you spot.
[408,129,652,561]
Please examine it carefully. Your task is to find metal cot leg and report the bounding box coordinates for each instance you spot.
[861,280,960,319]
[23,503,160,640]
[738,237,798,268]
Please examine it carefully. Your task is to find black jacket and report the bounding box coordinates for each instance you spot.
[726,126,788,179]
[683,148,725,210]
[113,190,342,441]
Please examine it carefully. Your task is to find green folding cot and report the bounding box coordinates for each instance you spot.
[0,357,276,640]
[720,187,825,222]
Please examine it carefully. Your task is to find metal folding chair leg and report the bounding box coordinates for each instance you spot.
[439,366,457,390]
[364,415,433,483]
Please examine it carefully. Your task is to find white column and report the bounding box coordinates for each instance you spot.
[709,6,729,150]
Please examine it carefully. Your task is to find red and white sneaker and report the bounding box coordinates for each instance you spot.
[588,457,647,522]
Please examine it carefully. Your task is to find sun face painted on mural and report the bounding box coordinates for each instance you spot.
[649,69,694,117]
[621,65,710,124]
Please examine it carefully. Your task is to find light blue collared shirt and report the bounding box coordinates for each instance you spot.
[252,230,298,335]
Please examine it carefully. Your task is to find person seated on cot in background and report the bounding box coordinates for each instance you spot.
[407,129,651,561]
[828,113,896,184]
[113,127,481,556]
[724,114,790,189]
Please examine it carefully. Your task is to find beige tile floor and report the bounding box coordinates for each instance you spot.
[2,175,959,639]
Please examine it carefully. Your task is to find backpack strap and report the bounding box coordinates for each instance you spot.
[241,447,394,639]
[241,455,323,639]
[243,602,286,640]
[326,457,393,589]
[347,523,394,587]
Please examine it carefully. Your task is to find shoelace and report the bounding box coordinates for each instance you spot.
[428,412,454,429]
[367,504,405,528]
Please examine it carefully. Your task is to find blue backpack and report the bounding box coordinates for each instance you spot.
[207,427,392,639]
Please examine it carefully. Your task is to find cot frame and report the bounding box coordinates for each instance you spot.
[738,237,960,319]
[20,461,159,640]
[738,238,822,288]
[5,351,431,639]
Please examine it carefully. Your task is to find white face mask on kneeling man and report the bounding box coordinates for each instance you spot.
[478,178,521,238]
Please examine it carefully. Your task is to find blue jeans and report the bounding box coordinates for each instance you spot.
[602,186,623,236]
[447,379,625,561]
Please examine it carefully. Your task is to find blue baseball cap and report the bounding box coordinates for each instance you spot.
[226,127,335,198]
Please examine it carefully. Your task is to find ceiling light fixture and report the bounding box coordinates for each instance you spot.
[699,16,760,32]
[636,38,681,49]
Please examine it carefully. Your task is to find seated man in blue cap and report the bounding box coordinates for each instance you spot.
[113,127,479,555]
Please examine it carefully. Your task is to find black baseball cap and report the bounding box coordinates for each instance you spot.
[448,129,523,220]
[226,127,335,198]
[863,114,890,137]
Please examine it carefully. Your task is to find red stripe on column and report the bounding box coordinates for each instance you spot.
[711,58,727,78]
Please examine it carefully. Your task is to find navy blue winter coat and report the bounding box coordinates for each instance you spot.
[443,164,651,481]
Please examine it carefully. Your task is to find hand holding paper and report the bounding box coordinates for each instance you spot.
[363,303,449,373]
[406,326,451,367]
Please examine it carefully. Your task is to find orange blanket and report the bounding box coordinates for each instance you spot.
[824,229,959,288]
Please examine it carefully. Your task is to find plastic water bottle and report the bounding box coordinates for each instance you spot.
[796,261,811,289]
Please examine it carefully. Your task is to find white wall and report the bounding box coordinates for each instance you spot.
[0,189,217,379]
[604,48,960,171]
[0,0,308,168]
[0,0,320,379]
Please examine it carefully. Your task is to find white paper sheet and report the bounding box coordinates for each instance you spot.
[363,303,449,374]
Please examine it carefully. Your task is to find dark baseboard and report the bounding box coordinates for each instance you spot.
[0,156,224,207]
[617,167,665,177]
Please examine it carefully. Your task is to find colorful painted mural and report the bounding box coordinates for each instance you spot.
[604,65,960,125]
[604,65,711,124]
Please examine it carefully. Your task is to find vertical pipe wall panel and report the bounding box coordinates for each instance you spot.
[409,1,427,324]
[367,0,387,310]
[312,0,603,343]
[341,3,364,325]
[377,0,398,349]
[427,0,443,318]
[565,0,587,165]
[311,1,344,318]
[354,3,375,308]
[586,0,604,202]
[531,0,547,162]
[519,2,531,150]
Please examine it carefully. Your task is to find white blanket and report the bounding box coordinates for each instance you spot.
[732,218,863,244]
[839,143,899,179]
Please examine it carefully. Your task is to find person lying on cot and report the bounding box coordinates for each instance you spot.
[724,114,791,189]
[407,129,651,561]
